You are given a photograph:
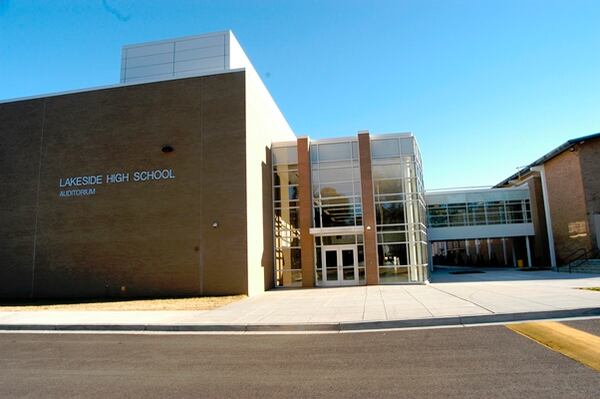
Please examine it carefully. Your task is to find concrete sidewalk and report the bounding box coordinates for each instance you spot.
[1,269,599,332]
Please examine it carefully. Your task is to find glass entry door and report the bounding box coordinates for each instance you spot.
[322,245,358,285]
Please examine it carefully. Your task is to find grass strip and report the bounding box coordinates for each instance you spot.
[0,295,246,311]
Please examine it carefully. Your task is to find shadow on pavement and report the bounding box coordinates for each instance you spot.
[430,266,600,283]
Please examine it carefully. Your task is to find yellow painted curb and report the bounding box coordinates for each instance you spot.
[506,321,600,372]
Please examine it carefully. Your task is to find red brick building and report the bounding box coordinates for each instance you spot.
[497,133,600,268]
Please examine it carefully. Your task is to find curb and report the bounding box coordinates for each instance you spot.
[1,307,599,333]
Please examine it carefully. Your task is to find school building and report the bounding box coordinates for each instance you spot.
[0,31,598,298]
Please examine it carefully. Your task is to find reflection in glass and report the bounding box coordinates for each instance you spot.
[316,167,354,183]
[272,147,297,165]
[372,164,402,180]
[274,186,299,202]
[357,245,365,267]
[326,269,338,281]
[378,244,408,266]
[274,208,300,230]
[273,170,299,186]
[426,199,532,228]
[320,205,356,227]
[371,138,428,283]
[274,248,301,270]
[371,139,400,159]
[317,142,352,162]
[343,268,355,280]
[373,179,403,196]
[376,202,405,225]
[319,182,354,199]
[276,270,302,287]
[325,250,338,268]
[341,249,354,266]
[272,148,302,288]
[379,267,409,283]
[321,235,356,245]
[378,232,407,243]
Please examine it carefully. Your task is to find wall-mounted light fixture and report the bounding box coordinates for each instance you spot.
[162,145,174,153]
[211,221,219,228]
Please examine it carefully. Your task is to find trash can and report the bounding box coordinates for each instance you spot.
[517,259,524,268]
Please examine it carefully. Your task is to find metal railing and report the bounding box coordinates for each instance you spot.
[560,248,600,273]
[568,249,600,273]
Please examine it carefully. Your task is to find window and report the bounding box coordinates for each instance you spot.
[371,139,428,283]
[272,146,302,287]
[272,146,297,165]
[311,140,361,229]
[376,202,405,225]
[314,234,365,286]
[315,142,352,162]
[371,139,400,159]
[426,198,531,227]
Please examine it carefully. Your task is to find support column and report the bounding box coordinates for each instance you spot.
[511,240,517,267]
[297,137,315,287]
[531,165,557,269]
[526,235,533,268]
[428,242,434,272]
[358,131,378,285]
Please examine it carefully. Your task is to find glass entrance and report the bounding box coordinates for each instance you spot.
[322,245,358,285]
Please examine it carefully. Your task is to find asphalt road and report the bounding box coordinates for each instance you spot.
[566,319,600,337]
[0,323,599,398]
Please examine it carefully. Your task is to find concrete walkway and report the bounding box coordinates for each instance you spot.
[1,269,599,332]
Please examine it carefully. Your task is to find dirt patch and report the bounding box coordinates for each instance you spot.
[0,295,246,311]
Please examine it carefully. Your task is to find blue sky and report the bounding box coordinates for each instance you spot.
[1,1,599,189]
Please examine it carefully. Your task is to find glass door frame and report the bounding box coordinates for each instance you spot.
[321,245,358,286]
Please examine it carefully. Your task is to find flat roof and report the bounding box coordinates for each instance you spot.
[425,184,530,205]
[0,68,245,105]
[121,30,232,51]
[272,132,414,147]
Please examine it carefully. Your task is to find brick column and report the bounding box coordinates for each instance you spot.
[526,175,550,266]
[297,137,315,287]
[358,131,379,285]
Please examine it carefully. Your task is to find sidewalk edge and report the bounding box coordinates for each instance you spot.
[1,307,599,333]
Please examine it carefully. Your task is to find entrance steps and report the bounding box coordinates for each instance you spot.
[558,259,600,274]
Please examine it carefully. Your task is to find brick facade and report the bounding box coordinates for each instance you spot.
[358,132,379,285]
[0,72,254,298]
[525,175,550,266]
[297,137,315,287]
[579,137,600,252]
[544,143,594,262]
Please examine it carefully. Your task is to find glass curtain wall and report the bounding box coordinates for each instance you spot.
[310,140,365,285]
[427,199,532,228]
[272,145,301,287]
[371,137,428,283]
[314,234,365,285]
[310,140,362,229]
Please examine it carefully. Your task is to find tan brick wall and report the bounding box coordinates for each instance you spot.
[579,137,600,251]
[544,147,592,262]
[297,138,315,287]
[0,72,250,298]
[0,100,45,297]
[358,133,378,285]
